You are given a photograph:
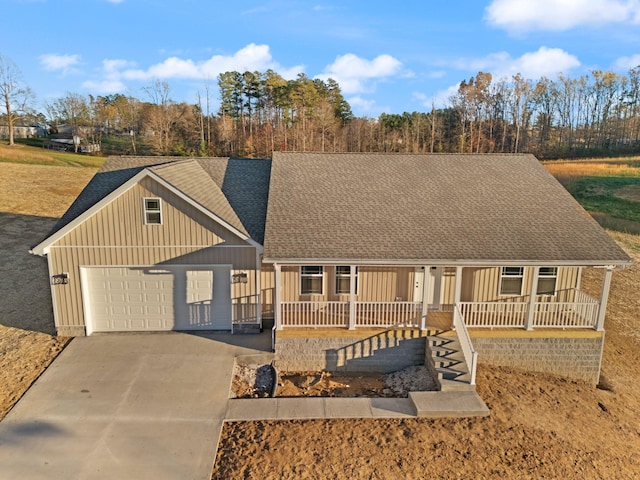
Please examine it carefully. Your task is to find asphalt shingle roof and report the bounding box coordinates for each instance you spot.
[41,152,630,266]
[262,152,631,264]
[44,156,271,245]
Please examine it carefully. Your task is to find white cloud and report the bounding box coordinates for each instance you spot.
[316,53,403,95]
[415,85,461,109]
[614,54,640,70]
[486,0,640,32]
[114,44,303,82]
[39,53,81,74]
[81,79,127,93]
[456,47,580,80]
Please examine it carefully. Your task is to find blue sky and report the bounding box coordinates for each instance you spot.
[5,0,640,116]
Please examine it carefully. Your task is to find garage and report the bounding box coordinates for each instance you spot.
[81,265,232,334]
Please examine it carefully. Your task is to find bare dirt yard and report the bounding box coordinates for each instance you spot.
[0,162,96,419]
[1,159,640,479]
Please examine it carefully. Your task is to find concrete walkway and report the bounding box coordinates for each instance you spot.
[0,332,270,480]
[0,330,488,479]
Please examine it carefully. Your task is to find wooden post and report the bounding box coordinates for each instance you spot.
[596,266,614,331]
[274,263,282,330]
[420,266,430,331]
[452,266,463,329]
[525,266,540,331]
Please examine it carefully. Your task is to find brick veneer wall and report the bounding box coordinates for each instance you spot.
[470,331,604,385]
[274,329,426,373]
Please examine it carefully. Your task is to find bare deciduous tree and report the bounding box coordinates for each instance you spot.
[0,54,34,146]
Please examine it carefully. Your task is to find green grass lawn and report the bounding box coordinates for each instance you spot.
[548,159,640,233]
[0,141,105,168]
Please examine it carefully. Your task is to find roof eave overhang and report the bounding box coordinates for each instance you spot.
[262,257,633,268]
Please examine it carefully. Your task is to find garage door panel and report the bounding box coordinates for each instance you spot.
[84,266,231,333]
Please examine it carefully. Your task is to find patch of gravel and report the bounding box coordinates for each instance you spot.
[232,363,438,398]
[383,365,438,396]
[231,363,275,398]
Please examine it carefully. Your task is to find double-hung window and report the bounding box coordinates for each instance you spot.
[335,266,358,295]
[300,266,323,295]
[499,267,524,296]
[537,267,558,295]
[144,198,162,225]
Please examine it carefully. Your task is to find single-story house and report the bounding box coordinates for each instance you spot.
[31,152,632,385]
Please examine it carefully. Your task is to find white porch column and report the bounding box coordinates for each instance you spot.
[420,266,431,331]
[452,266,463,329]
[274,263,282,330]
[525,266,540,331]
[596,266,614,331]
[256,251,262,327]
[348,265,357,330]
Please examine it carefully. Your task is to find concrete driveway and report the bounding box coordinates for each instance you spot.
[0,332,270,480]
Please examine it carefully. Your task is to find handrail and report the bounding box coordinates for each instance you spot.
[453,304,477,385]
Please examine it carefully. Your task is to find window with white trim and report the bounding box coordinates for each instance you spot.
[144,198,162,225]
[300,266,323,295]
[537,267,558,295]
[499,267,524,296]
[335,266,358,295]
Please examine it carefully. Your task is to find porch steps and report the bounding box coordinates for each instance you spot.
[425,332,474,392]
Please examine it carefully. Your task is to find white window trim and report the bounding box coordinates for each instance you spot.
[335,266,359,296]
[536,267,558,296]
[499,266,524,297]
[143,197,162,225]
[300,266,324,295]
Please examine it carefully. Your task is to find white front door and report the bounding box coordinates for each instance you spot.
[414,267,443,309]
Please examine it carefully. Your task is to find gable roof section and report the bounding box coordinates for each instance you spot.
[149,160,248,237]
[263,152,631,265]
[31,156,271,254]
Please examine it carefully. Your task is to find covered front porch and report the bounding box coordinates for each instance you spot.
[272,265,614,333]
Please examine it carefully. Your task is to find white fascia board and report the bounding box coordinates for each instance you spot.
[261,257,632,268]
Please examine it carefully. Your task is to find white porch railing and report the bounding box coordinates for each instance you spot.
[280,301,349,327]
[279,301,422,328]
[459,302,528,327]
[355,301,422,328]
[459,289,600,329]
[453,304,478,385]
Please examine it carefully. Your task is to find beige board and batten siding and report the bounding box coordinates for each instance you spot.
[460,266,580,302]
[278,266,414,302]
[270,266,580,307]
[48,177,259,334]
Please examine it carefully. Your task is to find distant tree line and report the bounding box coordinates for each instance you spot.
[3,52,640,159]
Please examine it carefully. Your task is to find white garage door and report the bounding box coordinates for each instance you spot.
[82,266,232,334]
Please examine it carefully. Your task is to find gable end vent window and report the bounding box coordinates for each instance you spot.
[144,198,162,225]
[537,267,558,295]
[499,267,524,296]
[300,266,324,295]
